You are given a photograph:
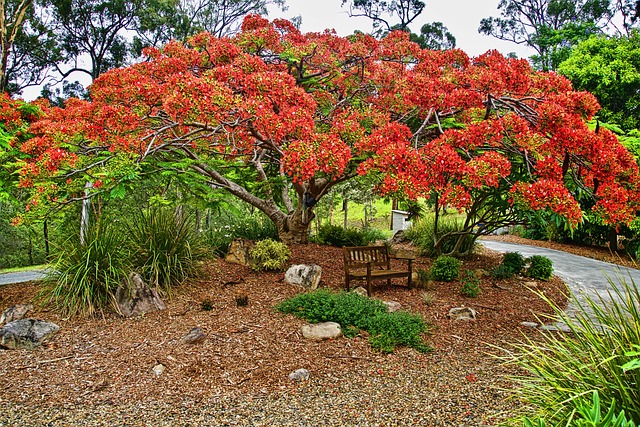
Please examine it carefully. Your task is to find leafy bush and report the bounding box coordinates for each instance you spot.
[460,271,481,297]
[204,212,277,257]
[129,208,204,293]
[503,277,640,426]
[40,221,130,317]
[249,238,291,271]
[491,263,514,280]
[316,223,385,247]
[526,255,553,280]
[503,252,525,275]
[276,289,430,352]
[405,215,474,257]
[366,311,431,353]
[430,255,462,281]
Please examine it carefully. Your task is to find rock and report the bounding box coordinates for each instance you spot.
[152,364,165,376]
[524,281,538,288]
[474,269,490,278]
[0,319,60,350]
[225,239,255,267]
[284,264,322,290]
[411,272,419,283]
[116,273,166,317]
[390,230,409,244]
[288,368,310,382]
[382,300,402,312]
[447,307,477,321]
[352,287,368,297]
[0,304,34,326]
[301,322,342,341]
[520,321,539,329]
[182,327,206,344]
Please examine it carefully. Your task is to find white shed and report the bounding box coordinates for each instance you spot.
[391,210,412,232]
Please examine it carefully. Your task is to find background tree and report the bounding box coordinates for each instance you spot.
[0,0,33,93]
[342,0,455,49]
[558,31,640,131]
[479,0,636,71]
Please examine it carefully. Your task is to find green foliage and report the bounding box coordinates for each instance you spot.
[416,268,431,287]
[503,277,640,426]
[276,289,430,353]
[526,255,553,280]
[522,391,638,427]
[366,311,431,353]
[201,299,213,311]
[129,208,203,293]
[430,255,462,281]
[249,238,291,271]
[559,32,640,131]
[204,211,278,257]
[39,221,130,317]
[405,215,473,257]
[492,263,515,280]
[503,252,526,275]
[316,223,385,247]
[460,270,481,297]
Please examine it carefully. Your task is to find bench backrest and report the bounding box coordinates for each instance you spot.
[343,246,390,270]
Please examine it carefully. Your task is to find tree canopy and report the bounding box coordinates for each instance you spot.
[15,16,640,247]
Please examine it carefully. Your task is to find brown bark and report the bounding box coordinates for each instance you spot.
[0,0,33,92]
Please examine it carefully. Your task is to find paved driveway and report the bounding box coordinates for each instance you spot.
[480,240,640,326]
[0,269,48,286]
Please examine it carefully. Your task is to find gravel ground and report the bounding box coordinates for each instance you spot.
[0,243,560,427]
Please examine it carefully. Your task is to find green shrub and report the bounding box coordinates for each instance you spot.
[249,238,291,271]
[503,252,525,275]
[40,221,130,317]
[316,224,384,247]
[491,263,514,279]
[502,277,640,426]
[405,215,474,257]
[276,289,430,352]
[365,311,431,353]
[526,255,553,280]
[430,255,462,281]
[460,271,481,297]
[129,208,203,293]
[204,212,278,257]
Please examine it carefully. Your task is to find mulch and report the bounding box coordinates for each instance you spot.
[0,242,569,426]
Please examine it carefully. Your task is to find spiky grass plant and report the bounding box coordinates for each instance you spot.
[40,221,130,317]
[129,207,204,294]
[503,273,640,426]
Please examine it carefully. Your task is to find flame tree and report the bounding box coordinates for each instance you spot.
[16,16,640,246]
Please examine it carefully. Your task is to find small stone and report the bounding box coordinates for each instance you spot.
[447,307,477,321]
[382,301,401,312]
[0,319,60,350]
[152,364,165,376]
[284,264,322,290]
[524,281,538,288]
[352,287,368,297]
[182,327,206,344]
[474,269,490,278]
[0,304,34,326]
[288,368,310,382]
[301,322,342,341]
[520,321,539,329]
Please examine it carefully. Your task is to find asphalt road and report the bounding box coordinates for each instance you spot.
[0,269,48,286]
[480,239,640,327]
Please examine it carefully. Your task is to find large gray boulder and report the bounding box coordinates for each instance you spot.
[115,273,166,317]
[0,319,60,350]
[284,264,322,290]
[0,304,34,326]
[301,322,342,341]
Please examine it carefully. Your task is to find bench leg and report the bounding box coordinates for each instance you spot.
[408,259,413,289]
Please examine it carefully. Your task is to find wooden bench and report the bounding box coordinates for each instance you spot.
[342,245,414,296]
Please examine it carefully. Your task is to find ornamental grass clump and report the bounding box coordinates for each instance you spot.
[129,207,204,294]
[277,289,431,353]
[40,221,130,317]
[502,275,640,426]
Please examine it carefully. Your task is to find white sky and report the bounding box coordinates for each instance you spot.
[269,0,536,58]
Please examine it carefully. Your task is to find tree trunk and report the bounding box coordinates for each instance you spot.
[343,199,348,229]
[274,207,314,244]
